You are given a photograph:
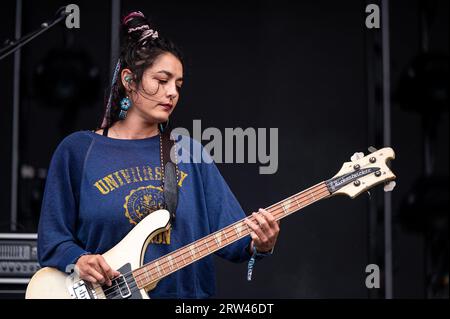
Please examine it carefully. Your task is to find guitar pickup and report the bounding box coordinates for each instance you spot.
[110,274,131,299]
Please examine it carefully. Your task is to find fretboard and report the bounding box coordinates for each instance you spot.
[132,181,331,289]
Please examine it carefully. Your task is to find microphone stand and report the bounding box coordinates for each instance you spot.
[0,7,69,61]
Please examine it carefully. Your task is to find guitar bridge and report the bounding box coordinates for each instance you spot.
[69,280,98,299]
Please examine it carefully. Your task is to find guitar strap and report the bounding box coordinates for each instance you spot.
[161,130,179,224]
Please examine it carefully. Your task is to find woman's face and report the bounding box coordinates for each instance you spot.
[123,52,183,124]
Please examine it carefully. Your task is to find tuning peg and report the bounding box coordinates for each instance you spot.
[351,152,365,162]
[368,146,378,153]
[383,181,396,192]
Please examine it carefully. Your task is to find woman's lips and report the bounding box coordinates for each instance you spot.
[159,104,173,111]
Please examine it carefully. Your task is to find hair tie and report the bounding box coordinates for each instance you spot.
[122,11,145,25]
[139,29,159,42]
[128,25,150,33]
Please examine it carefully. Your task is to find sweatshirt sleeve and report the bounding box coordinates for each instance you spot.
[37,132,93,273]
[198,143,251,263]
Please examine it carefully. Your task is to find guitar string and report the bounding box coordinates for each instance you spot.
[98,185,330,298]
[105,187,332,299]
[99,184,330,298]
[100,183,326,281]
[123,186,331,296]
[101,186,331,299]
[131,184,330,278]
[131,182,329,281]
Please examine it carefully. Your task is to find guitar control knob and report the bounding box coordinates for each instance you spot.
[370,157,376,163]
[354,180,361,186]
[375,171,381,177]
[353,164,360,170]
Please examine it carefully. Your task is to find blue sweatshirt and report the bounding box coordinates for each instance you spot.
[37,130,252,299]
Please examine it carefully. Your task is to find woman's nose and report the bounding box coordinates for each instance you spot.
[166,83,178,100]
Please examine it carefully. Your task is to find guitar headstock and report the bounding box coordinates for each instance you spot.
[325,147,396,198]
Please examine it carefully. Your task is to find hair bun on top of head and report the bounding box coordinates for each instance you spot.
[122,11,158,45]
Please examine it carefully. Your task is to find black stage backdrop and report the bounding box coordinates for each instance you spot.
[0,0,448,299]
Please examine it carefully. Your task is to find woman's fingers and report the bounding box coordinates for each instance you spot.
[97,256,120,286]
[76,254,120,286]
[86,267,106,285]
[83,275,100,284]
[260,209,280,232]
[245,217,268,243]
[252,211,272,236]
[245,208,281,252]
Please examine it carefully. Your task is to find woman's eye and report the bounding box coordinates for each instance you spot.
[158,79,168,84]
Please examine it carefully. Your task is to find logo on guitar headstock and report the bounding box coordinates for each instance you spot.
[326,147,396,198]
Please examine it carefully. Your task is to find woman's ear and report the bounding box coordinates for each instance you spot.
[121,68,134,91]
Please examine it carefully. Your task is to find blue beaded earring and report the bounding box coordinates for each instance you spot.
[119,96,131,119]
[119,75,133,120]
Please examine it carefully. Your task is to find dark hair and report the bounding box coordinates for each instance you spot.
[100,11,184,129]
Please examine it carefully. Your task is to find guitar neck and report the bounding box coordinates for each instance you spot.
[132,181,331,289]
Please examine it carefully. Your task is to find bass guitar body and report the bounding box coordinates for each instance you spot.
[25,209,171,299]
